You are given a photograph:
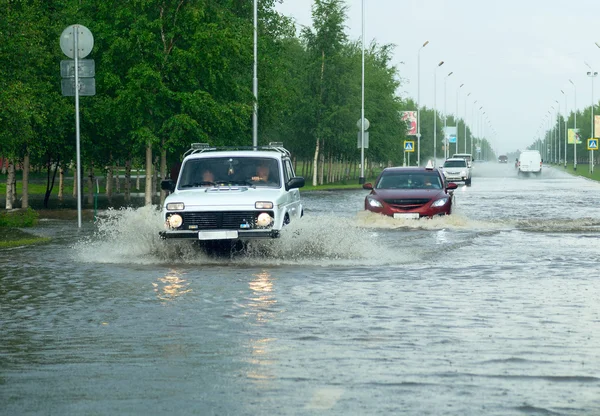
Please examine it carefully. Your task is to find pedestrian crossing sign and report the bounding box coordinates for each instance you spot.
[404,140,415,152]
[588,138,598,150]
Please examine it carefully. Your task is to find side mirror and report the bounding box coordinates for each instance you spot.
[286,176,305,190]
[161,179,175,192]
[446,182,458,190]
[362,183,373,190]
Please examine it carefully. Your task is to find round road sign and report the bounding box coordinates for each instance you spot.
[60,24,94,59]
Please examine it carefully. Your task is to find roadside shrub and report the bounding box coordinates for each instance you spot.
[0,208,40,227]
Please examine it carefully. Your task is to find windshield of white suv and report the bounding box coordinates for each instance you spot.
[443,160,468,168]
[178,157,280,188]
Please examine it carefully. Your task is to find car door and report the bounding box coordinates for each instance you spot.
[283,159,302,220]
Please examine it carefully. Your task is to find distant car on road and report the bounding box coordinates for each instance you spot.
[498,155,508,163]
[441,157,472,186]
[362,162,458,219]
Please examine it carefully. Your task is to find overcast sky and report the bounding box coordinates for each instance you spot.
[275,0,600,154]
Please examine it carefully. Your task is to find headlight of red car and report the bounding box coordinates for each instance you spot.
[431,197,450,208]
[366,196,383,208]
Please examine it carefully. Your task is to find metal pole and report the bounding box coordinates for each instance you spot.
[590,71,596,173]
[443,72,452,160]
[417,41,429,167]
[74,26,82,228]
[252,0,258,147]
[555,100,560,164]
[464,93,470,153]
[433,61,444,167]
[562,89,567,168]
[456,84,463,155]
[570,79,577,170]
[359,0,365,184]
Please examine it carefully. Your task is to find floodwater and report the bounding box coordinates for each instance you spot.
[2,163,600,415]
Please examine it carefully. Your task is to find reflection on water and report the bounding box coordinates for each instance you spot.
[246,270,277,384]
[153,269,192,301]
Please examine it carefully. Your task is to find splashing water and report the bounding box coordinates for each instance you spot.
[72,206,418,266]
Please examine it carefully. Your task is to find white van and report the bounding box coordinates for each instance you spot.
[517,150,542,176]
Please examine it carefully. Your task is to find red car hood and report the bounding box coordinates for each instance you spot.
[370,188,445,199]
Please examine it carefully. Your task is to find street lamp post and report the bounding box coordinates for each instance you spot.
[443,71,453,160]
[464,93,471,153]
[569,79,577,170]
[417,40,429,167]
[252,0,258,147]
[433,60,444,166]
[548,107,554,163]
[455,83,464,155]
[586,65,598,173]
[470,100,477,155]
[561,89,567,168]
[554,100,560,164]
[359,0,366,184]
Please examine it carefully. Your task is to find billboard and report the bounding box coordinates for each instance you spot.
[568,128,582,144]
[400,111,417,135]
[444,126,457,143]
[595,115,600,138]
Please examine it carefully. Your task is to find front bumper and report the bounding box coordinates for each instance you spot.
[159,229,280,240]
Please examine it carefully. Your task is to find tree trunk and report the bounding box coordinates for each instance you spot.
[312,139,319,186]
[58,167,64,199]
[318,150,325,185]
[22,153,29,209]
[106,164,113,199]
[5,160,14,210]
[144,143,153,205]
[124,159,131,202]
[115,163,121,193]
[160,142,167,205]
[72,162,77,198]
[87,164,94,205]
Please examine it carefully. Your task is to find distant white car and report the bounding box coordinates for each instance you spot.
[159,143,304,242]
[517,150,542,176]
[441,157,472,186]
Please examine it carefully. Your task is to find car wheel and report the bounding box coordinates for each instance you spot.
[466,178,472,186]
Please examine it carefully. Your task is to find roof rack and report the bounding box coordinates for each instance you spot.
[184,142,291,157]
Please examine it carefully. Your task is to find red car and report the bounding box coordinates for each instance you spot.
[363,163,458,219]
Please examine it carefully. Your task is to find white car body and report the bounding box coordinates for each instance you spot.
[159,144,304,241]
[441,157,472,186]
[517,150,542,175]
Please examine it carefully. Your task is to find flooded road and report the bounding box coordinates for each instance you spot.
[2,163,600,415]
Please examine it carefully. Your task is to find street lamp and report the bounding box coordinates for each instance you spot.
[417,40,429,166]
[555,99,560,164]
[464,92,471,152]
[359,0,366,184]
[456,83,464,155]
[561,89,567,168]
[586,65,598,173]
[433,60,445,166]
[569,79,577,170]
[252,0,258,147]
[443,71,453,159]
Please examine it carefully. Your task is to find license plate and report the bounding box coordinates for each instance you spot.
[393,213,420,220]
[198,230,239,240]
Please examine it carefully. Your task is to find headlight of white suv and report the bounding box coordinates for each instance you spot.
[166,214,183,229]
[367,197,383,208]
[460,170,467,176]
[431,197,449,208]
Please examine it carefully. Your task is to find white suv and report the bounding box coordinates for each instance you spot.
[441,157,472,186]
[159,143,304,241]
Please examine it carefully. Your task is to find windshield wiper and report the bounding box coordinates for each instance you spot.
[180,181,215,188]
